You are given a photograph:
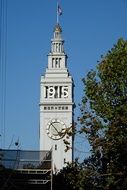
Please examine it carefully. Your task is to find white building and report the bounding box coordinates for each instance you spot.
[39,24,74,172]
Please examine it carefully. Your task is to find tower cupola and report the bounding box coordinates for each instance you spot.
[54,24,62,39]
[51,24,64,54]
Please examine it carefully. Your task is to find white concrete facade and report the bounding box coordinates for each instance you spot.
[39,24,74,172]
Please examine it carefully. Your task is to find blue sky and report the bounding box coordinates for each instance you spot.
[0,0,127,159]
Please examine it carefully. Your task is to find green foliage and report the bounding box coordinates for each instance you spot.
[53,160,97,190]
[79,38,127,189]
[53,162,80,190]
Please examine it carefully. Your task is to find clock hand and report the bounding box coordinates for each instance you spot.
[51,123,63,135]
[51,123,59,133]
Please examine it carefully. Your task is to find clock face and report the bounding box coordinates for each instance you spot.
[46,119,66,140]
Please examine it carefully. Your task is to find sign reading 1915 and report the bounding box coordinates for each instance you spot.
[44,86,68,98]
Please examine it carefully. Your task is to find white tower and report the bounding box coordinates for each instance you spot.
[39,24,74,172]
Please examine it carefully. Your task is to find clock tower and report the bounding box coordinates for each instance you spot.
[39,24,74,172]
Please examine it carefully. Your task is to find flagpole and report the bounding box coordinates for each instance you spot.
[57,1,59,24]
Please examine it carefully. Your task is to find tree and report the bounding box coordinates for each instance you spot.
[53,162,79,190]
[79,38,127,189]
[53,160,96,190]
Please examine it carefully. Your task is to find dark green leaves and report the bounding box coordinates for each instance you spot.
[79,38,127,189]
